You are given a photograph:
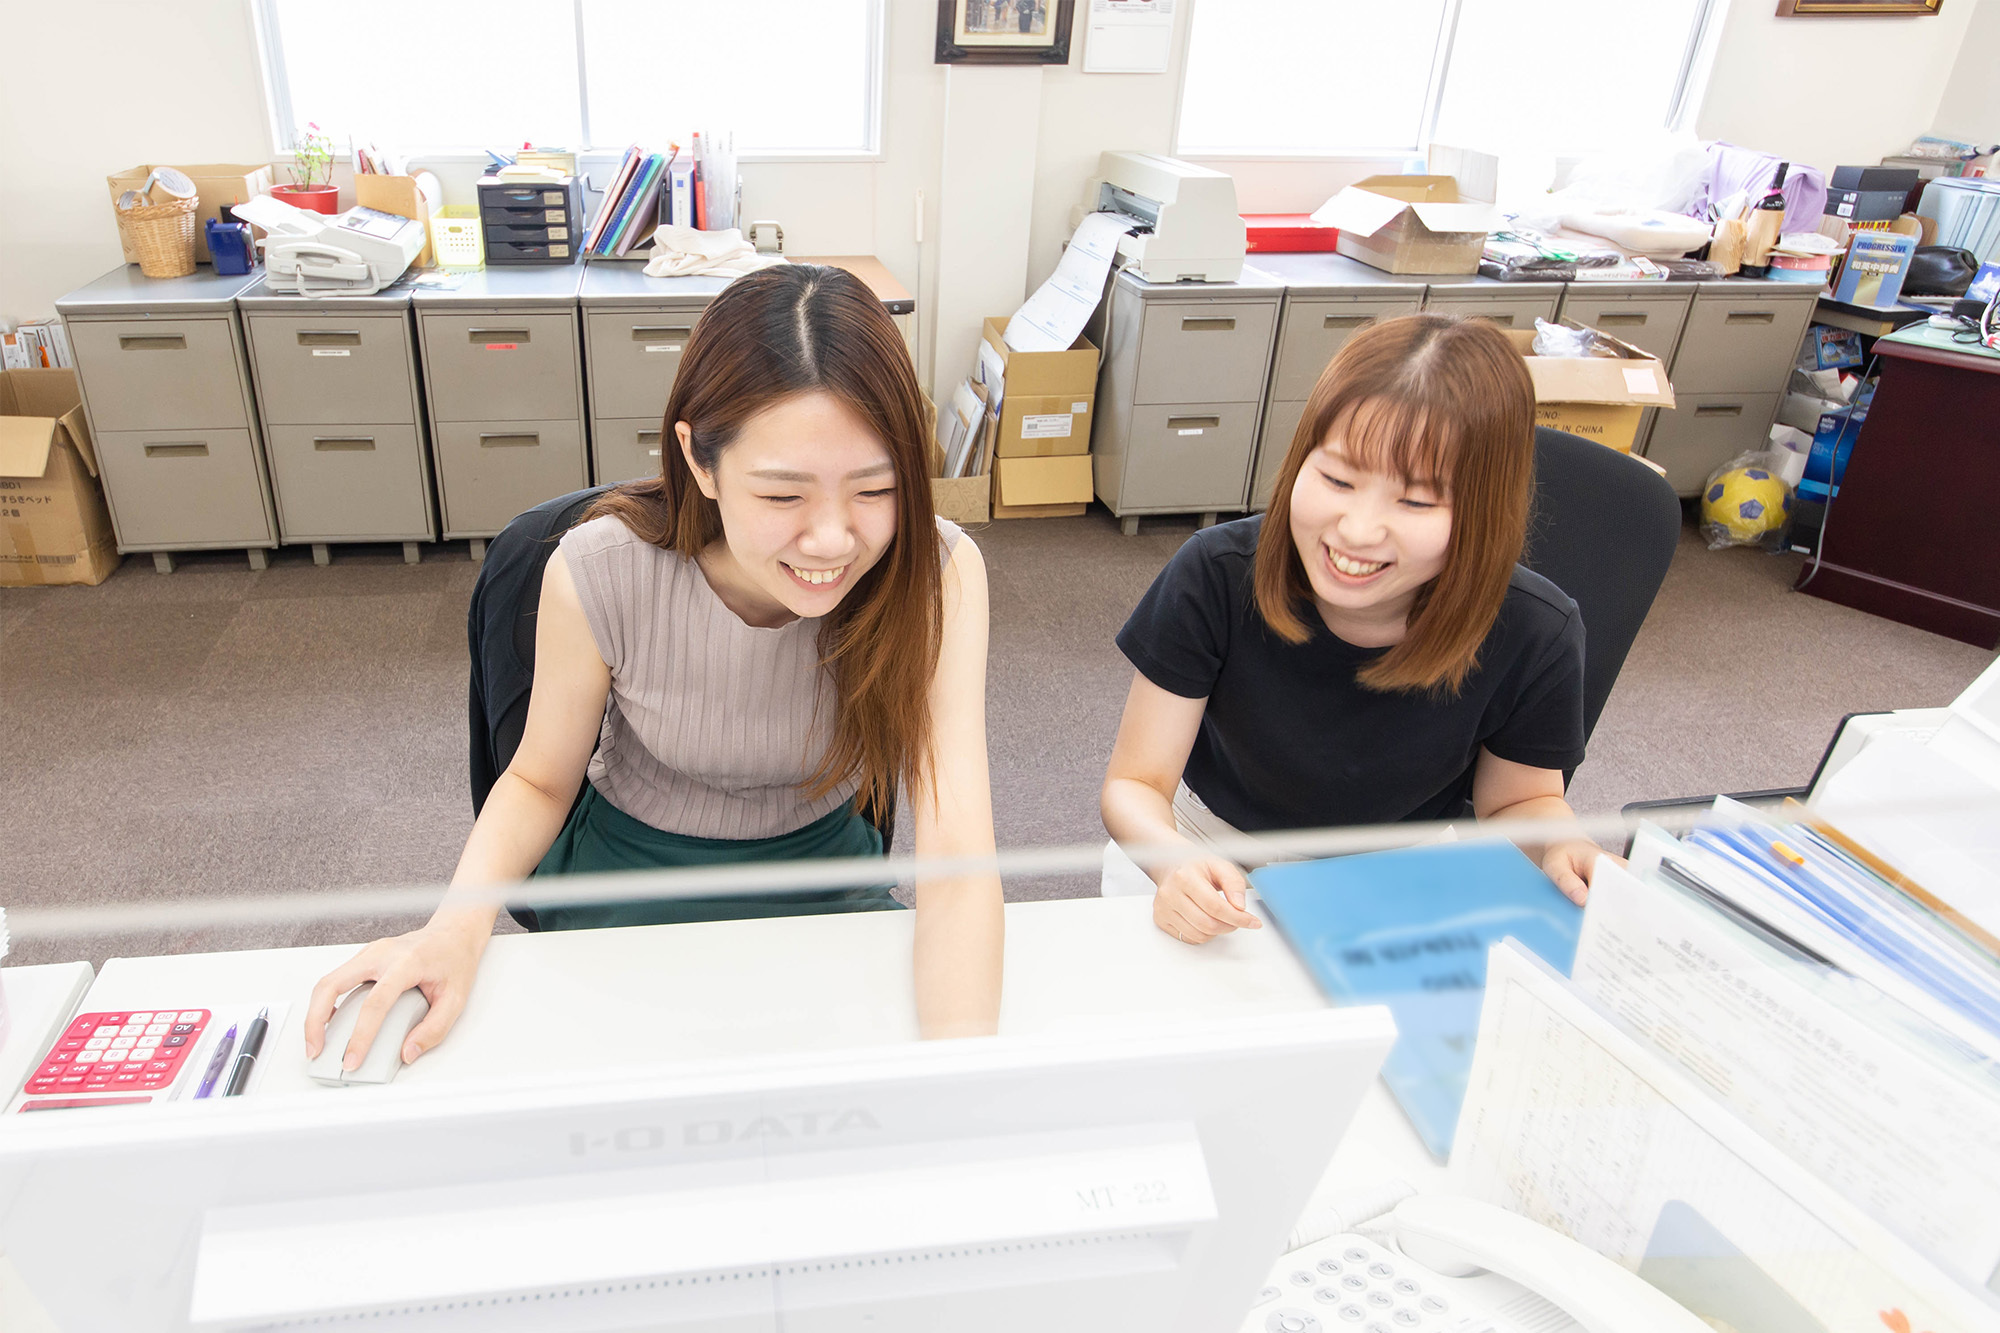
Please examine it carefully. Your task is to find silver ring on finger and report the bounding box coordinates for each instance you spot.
[1170,922,1184,942]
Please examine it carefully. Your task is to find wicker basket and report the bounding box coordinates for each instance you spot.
[116,195,199,278]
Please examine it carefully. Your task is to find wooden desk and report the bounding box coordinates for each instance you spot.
[1796,323,2000,647]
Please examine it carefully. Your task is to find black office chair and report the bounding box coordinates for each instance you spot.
[1520,426,1684,767]
[464,486,897,876]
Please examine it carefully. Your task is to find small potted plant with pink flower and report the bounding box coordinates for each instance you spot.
[270,122,339,214]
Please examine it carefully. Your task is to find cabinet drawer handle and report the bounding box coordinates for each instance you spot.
[1596,312,1647,327]
[119,334,186,351]
[1181,317,1236,332]
[1724,310,1775,325]
[1322,314,1374,330]
[1166,415,1221,429]
[468,328,532,343]
[1470,313,1516,326]
[479,432,541,448]
[143,442,208,458]
[313,436,377,451]
[296,330,362,347]
[630,325,692,340]
[637,429,662,443]
[1695,404,1744,418]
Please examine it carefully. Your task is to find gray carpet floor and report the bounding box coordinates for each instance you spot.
[2,510,1992,967]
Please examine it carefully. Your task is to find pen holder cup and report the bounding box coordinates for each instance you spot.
[116,195,200,278]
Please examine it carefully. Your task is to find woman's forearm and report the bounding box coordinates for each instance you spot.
[433,769,580,935]
[1102,775,1200,886]
[912,873,1004,1039]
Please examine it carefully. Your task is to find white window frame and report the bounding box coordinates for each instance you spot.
[1172,0,1725,163]
[249,0,888,165]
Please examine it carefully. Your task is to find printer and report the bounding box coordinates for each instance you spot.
[1076,152,1246,284]
[233,196,427,297]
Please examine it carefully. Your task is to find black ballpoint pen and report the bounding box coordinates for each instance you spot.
[222,1007,270,1098]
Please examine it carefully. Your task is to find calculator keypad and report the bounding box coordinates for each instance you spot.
[22,1010,211,1101]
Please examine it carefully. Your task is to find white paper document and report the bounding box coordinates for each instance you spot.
[1454,943,1993,1332]
[1573,862,2000,1290]
[1004,211,1141,354]
[1084,0,1175,73]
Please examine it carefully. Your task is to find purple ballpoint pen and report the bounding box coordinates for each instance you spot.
[195,1024,238,1100]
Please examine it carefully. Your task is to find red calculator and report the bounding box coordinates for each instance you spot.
[20,1010,212,1108]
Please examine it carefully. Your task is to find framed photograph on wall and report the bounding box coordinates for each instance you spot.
[936,0,1077,63]
[1775,0,1941,14]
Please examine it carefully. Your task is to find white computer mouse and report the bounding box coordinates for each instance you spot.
[306,982,430,1086]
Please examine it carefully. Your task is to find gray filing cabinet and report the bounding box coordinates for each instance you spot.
[1088,266,1285,534]
[56,267,276,572]
[413,267,589,554]
[237,280,436,563]
[579,266,732,485]
[1640,281,1818,495]
[1421,274,1566,331]
[1241,255,1425,509]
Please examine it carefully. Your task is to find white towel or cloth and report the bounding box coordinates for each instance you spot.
[640,225,788,279]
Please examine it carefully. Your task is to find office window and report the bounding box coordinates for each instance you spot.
[1178,0,1715,157]
[258,0,881,155]
[1178,2,1452,155]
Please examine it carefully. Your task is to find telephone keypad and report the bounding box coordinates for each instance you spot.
[1244,1233,1456,1333]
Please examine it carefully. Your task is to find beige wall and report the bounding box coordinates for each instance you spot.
[1933,0,2000,143]
[1695,0,1977,170]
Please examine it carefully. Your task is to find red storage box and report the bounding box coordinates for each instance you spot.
[1243,214,1340,253]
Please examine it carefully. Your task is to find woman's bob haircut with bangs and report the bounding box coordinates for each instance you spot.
[1253,313,1537,695]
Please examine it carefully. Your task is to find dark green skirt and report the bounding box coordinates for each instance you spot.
[517,783,902,932]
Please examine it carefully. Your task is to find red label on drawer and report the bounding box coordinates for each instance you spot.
[484,343,518,351]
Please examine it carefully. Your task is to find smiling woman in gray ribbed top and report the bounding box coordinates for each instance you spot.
[308,266,1004,1069]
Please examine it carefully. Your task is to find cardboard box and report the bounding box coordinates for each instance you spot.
[991,453,1092,519]
[106,164,275,264]
[1502,323,1677,454]
[930,421,993,527]
[980,319,1098,458]
[1313,176,1495,275]
[0,369,118,587]
[353,175,438,268]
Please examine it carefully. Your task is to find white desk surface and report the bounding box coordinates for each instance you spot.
[62,896,1444,1197]
[0,963,95,1105]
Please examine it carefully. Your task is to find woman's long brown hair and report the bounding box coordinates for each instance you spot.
[584,264,944,821]
[1254,313,1535,695]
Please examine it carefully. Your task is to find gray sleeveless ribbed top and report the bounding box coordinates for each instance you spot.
[560,513,965,839]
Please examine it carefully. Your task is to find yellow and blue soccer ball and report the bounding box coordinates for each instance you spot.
[1702,465,1792,544]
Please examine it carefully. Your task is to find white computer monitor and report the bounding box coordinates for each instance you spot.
[0,1006,1394,1332]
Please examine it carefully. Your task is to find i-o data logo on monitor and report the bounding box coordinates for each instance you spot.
[570,1107,885,1156]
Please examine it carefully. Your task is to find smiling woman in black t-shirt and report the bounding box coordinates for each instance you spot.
[1102,314,1612,946]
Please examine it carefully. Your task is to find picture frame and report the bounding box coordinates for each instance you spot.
[1775,0,1941,14]
[936,0,1076,64]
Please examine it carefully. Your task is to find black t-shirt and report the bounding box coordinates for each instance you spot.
[1116,516,1587,832]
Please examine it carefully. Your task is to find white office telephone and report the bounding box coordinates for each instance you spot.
[1242,1194,1712,1333]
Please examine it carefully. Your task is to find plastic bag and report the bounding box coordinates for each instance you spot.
[1532,319,1599,358]
[1700,450,1796,551]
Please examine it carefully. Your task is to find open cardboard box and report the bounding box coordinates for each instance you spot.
[106,164,274,264]
[0,369,118,587]
[1502,322,1676,454]
[981,318,1098,459]
[1314,179,1494,275]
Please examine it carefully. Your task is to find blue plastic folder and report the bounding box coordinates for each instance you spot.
[1251,839,1582,1160]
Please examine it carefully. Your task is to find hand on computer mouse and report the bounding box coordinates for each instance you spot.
[304,914,489,1069]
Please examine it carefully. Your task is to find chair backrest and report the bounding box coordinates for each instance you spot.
[1522,427,1683,744]
[466,486,613,815]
